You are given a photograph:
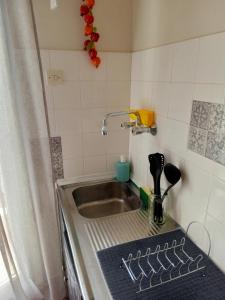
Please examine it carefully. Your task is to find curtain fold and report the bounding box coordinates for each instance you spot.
[0,1,65,299]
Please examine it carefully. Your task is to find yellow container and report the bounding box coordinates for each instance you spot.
[129,109,155,127]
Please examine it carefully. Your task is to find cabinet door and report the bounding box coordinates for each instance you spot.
[63,230,82,300]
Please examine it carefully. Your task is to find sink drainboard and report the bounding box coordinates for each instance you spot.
[85,209,160,252]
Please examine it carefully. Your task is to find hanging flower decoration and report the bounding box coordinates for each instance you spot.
[80,0,101,68]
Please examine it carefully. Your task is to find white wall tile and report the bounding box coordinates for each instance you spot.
[212,160,225,183]
[84,155,107,174]
[130,81,152,109]
[205,215,225,273]
[63,158,84,178]
[168,83,194,123]
[106,131,129,154]
[61,134,83,159]
[131,51,144,81]
[82,108,106,133]
[54,109,83,135]
[207,178,225,225]
[171,39,199,82]
[151,83,171,117]
[130,151,148,187]
[49,50,80,80]
[83,132,106,156]
[131,49,154,81]
[107,53,131,81]
[167,161,212,228]
[165,119,189,157]
[107,81,130,109]
[143,49,155,82]
[154,115,168,149]
[196,32,225,84]
[81,82,107,108]
[193,84,225,104]
[52,81,81,109]
[185,149,214,174]
[152,45,173,82]
[79,52,107,81]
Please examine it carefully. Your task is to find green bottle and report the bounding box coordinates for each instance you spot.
[115,155,130,182]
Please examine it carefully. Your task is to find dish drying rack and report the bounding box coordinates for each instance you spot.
[122,222,211,294]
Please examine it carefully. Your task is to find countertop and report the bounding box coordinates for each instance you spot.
[57,174,179,300]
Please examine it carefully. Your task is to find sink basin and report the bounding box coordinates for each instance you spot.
[72,181,141,219]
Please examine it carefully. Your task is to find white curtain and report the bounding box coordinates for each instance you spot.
[0,1,65,300]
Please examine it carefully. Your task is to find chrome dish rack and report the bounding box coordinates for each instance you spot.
[122,222,211,294]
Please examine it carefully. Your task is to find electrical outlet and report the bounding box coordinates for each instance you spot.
[47,70,64,85]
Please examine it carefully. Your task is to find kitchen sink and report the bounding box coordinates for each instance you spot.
[72,181,141,219]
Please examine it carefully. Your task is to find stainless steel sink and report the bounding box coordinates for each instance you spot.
[72,181,141,219]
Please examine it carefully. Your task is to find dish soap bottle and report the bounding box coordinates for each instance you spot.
[115,155,130,182]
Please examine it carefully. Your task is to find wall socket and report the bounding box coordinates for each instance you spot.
[47,70,64,85]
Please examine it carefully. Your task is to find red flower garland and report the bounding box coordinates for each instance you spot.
[80,0,101,68]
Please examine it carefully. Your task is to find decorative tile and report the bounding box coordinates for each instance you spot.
[188,126,207,155]
[218,151,225,165]
[190,100,211,129]
[208,103,224,132]
[190,100,201,127]
[189,100,225,166]
[220,115,225,134]
[198,102,211,129]
[196,128,208,155]
[205,131,222,163]
[188,126,198,151]
[50,136,64,180]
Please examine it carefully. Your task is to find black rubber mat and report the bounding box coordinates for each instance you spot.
[97,229,225,300]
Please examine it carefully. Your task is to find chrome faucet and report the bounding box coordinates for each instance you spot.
[101,110,157,136]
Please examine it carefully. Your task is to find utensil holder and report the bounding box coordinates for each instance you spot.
[148,190,169,225]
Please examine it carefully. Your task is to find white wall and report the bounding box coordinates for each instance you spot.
[132,0,225,51]
[129,31,225,272]
[41,50,131,177]
[33,0,132,52]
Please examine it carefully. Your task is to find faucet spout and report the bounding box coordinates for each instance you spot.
[101,118,108,136]
[101,110,141,136]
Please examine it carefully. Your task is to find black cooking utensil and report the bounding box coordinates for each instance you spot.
[161,163,181,201]
[148,153,164,196]
[148,153,165,223]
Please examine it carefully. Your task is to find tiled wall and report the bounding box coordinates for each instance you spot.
[41,50,131,179]
[188,100,225,165]
[130,32,225,273]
